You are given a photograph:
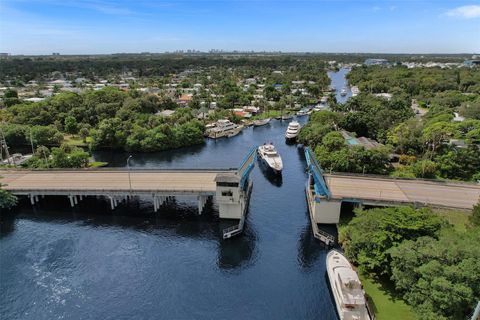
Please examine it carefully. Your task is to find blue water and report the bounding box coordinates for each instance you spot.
[328,68,352,104]
[0,117,340,320]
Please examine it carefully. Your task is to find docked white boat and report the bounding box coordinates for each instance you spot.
[285,121,301,140]
[281,114,293,120]
[351,86,360,97]
[206,119,243,139]
[257,143,283,174]
[327,250,371,320]
[340,87,348,96]
[296,109,308,116]
[253,118,271,126]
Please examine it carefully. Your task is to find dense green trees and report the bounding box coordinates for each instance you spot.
[389,228,480,319]
[314,132,392,175]
[299,110,392,175]
[24,145,89,168]
[64,116,78,134]
[298,111,341,146]
[0,181,17,210]
[30,125,64,146]
[340,205,480,319]
[341,66,480,181]
[337,94,413,142]
[2,87,206,153]
[348,66,480,95]
[339,207,443,275]
[2,88,20,107]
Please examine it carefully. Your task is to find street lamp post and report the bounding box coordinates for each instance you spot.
[127,155,133,196]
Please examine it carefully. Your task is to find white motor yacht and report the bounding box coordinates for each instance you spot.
[258,143,283,174]
[327,250,371,320]
[340,87,348,96]
[296,109,308,116]
[253,118,271,126]
[285,121,301,140]
[206,119,243,139]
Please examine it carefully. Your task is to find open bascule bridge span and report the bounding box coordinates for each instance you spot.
[304,147,480,246]
[0,147,257,240]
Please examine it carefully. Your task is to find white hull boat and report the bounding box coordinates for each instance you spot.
[296,110,308,116]
[206,119,243,139]
[285,121,301,140]
[327,250,371,320]
[253,118,271,126]
[258,144,283,174]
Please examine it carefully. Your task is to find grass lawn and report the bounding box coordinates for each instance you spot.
[434,209,470,232]
[64,135,92,146]
[88,161,108,168]
[359,274,416,320]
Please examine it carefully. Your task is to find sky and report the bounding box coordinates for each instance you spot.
[0,0,479,55]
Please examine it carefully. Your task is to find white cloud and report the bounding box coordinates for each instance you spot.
[445,5,480,19]
[372,6,381,12]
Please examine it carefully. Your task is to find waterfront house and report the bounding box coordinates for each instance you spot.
[341,130,383,150]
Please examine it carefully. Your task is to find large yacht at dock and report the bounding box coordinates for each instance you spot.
[327,250,371,320]
[253,118,271,126]
[257,143,283,174]
[206,119,243,139]
[285,120,301,140]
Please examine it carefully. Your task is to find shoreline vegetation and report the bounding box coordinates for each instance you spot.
[1,55,330,168]
[299,65,480,182]
[338,205,479,320]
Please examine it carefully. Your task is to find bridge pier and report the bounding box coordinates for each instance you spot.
[109,196,115,210]
[197,195,208,215]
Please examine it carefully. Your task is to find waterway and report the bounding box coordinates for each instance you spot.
[1,70,350,320]
[328,68,352,104]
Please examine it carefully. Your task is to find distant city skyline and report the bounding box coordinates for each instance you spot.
[1,0,479,55]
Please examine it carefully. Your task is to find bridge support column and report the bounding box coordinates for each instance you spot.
[153,195,158,212]
[69,196,75,208]
[30,195,35,205]
[312,199,342,224]
[197,195,207,215]
[73,196,78,205]
[109,196,115,210]
[215,174,249,219]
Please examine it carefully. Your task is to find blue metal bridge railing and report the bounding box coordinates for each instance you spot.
[304,147,331,200]
[238,146,257,191]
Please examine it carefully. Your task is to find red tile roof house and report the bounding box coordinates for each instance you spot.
[177,94,192,106]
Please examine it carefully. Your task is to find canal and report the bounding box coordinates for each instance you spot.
[1,70,350,320]
[328,67,352,104]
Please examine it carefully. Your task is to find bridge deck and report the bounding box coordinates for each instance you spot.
[0,170,235,194]
[324,175,480,210]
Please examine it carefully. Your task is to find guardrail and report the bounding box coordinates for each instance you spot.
[304,147,331,199]
[324,171,480,187]
[238,146,257,191]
